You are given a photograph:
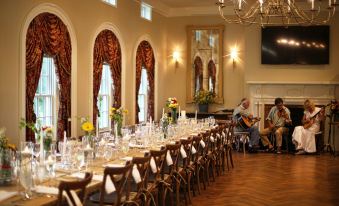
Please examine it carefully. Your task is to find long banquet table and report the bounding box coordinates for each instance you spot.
[0,126,217,206]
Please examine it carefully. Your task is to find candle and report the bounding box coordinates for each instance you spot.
[287,0,291,12]
[181,110,186,119]
[239,0,242,10]
[162,108,165,118]
[311,0,314,10]
[114,123,118,139]
[96,116,99,138]
[329,0,331,7]
[179,106,181,118]
[40,129,44,163]
[62,131,67,157]
[195,110,197,120]
[259,0,263,13]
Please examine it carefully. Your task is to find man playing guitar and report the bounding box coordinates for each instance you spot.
[260,98,292,154]
[233,98,261,153]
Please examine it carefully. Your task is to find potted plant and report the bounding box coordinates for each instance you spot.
[193,90,215,113]
[166,97,179,124]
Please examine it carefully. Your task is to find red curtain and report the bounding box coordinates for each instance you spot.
[208,60,216,93]
[135,41,155,124]
[26,12,72,142]
[194,56,203,92]
[93,30,122,127]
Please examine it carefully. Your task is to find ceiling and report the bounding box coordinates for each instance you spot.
[156,0,215,8]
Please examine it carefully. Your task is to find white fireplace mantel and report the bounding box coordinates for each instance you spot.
[246,81,339,129]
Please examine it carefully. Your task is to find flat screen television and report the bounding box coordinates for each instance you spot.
[261,26,329,65]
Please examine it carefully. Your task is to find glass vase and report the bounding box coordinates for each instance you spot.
[171,109,178,124]
[0,148,13,185]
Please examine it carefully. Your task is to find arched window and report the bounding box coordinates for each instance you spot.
[194,56,203,93]
[25,12,72,141]
[135,41,155,124]
[208,60,216,93]
[93,30,122,129]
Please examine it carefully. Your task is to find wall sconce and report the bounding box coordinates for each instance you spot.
[173,51,180,68]
[230,47,238,68]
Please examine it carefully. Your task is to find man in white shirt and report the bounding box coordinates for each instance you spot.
[260,98,292,154]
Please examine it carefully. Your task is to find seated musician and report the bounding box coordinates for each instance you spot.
[260,98,292,154]
[232,98,260,153]
[292,99,325,155]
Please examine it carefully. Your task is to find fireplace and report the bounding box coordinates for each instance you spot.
[247,81,338,145]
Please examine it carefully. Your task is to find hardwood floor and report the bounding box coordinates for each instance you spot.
[191,152,339,206]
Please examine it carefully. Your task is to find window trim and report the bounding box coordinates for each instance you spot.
[102,0,117,8]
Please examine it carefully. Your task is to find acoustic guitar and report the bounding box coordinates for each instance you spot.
[303,103,330,129]
[237,115,261,129]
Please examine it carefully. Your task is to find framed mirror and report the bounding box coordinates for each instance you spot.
[186,25,224,104]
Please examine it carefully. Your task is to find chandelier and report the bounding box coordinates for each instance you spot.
[216,0,338,26]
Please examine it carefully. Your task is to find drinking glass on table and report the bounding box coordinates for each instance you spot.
[19,142,34,199]
[45,144,56,178]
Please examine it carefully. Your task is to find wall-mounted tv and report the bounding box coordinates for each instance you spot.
[261,26,329,65]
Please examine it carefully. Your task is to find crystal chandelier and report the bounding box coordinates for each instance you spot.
[216,0,338,26]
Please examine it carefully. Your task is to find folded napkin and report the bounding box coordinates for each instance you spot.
[34,185,59,195]
[132,165,142,184]
[0,191,18,202]
[166,150,173,166]
[191,145,197,154]
[105,176,116,194]
[200,140,206,148]
[210,136,215,142]
[180,145,187,158]
[150,157,157,173]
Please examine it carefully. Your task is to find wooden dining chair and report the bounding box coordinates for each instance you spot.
[179,137,195,204]
[89,161,133,206]
[57,172,93,206]
[165,141,183,206]
[130,154,153,206]
[149,147,170,206]
[224,123,235,171]
[192,134,205,194]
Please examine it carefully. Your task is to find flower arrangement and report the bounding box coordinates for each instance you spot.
[193,90,215,105]
[110,107,128,137]
[42,126,53,151]
[19,118,42,141]
[80,118,95,136]
[0,128,15,185]
[166,97,179,110]
[166,97,179,124]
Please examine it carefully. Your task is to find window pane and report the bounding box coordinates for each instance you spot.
[98,64,113,129]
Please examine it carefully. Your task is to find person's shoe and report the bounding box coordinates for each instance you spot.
[295,150,306,155]
[276,147,282,154]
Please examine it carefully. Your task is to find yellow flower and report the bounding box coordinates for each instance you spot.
[123,109,128,114]
[82,122,94,132]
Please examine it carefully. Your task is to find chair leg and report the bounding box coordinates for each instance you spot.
[196,167,201,195]
[175,180,180,206]
[229,147,234,168]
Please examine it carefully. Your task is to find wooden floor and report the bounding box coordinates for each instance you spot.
[191,152,339,206]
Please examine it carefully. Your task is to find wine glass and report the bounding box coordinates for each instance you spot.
[103,145,113,161]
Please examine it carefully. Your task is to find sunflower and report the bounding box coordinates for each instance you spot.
[81,122,94,132]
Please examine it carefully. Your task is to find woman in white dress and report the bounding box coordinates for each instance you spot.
[292,99,324,154]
